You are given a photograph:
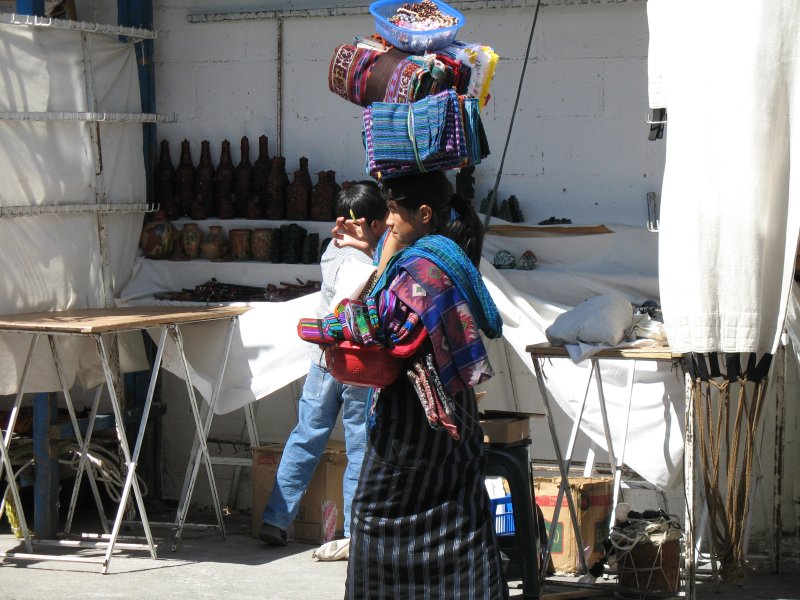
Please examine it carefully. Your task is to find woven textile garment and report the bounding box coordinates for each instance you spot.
[363,89,468,179]
[345,245,507,599]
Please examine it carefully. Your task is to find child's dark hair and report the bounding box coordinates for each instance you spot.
[381,171,484,265]
[336,181,387,225]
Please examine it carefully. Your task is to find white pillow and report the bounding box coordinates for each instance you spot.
[545,294,633,346]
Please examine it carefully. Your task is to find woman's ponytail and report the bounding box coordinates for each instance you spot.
[442,192,484,266]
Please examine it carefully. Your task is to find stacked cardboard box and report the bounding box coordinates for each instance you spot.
[251,440,347,544]
[534,476,612,574]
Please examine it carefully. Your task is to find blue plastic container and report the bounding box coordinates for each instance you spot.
[490,495,515,536]
[369,0,465,54]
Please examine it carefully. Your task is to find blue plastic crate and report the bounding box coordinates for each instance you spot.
[369,0,465,54]
[490,495,515,536]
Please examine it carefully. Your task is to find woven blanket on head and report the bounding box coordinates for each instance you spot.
[328,44,430,107]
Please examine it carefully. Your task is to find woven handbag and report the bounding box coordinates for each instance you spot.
[324,325,428,388]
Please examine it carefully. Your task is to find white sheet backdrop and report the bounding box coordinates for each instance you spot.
[119,224,687,489]
[0,26,148,393]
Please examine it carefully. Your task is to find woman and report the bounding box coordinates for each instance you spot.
[335,170,508,599]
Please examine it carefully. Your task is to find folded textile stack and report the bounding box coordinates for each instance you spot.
[328,38,497,109]
[437,41,499,109]
[363,89,488,179]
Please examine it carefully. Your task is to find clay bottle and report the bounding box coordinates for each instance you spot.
[326,170,341,221]
[235,136,253,218]
[298,157,313,189]
[252,135,270,198]
[286,170,310,221]
[214,139,236,219]
[311,171,336,222]
[265,157,288,220]
[175,139,195,218]
[154,139,179,220]
[192,140,214,220]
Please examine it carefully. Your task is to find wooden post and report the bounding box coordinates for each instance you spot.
[33,392,59,538]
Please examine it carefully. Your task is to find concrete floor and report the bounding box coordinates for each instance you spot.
[1,511,799,599]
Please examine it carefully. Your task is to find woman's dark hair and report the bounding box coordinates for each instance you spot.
[336,180,387,224]
[381,170,484,265]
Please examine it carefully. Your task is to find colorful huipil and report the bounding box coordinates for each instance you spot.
[341,235,507,600]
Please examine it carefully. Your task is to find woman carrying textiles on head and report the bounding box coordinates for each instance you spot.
[315,170,508,599]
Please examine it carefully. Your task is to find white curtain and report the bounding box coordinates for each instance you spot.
[650,0,800,354]
[0,26,148,393]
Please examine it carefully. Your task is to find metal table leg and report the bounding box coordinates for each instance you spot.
[171,315,238,551]
[532,356,588,582]
[96,331,163,573]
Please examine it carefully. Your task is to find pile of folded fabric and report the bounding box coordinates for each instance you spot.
[364,89,488,179]
[328,1,499,180]
[328,38,498,109]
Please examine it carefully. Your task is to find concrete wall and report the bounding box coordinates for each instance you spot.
[151,0,663,227]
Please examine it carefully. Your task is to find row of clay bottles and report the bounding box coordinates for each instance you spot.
[154,136,342,222]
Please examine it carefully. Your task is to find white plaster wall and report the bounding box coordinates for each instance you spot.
[150,1,663,226]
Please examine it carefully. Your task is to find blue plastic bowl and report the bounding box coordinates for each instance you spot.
[369,0,465,54]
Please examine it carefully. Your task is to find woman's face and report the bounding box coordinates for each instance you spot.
[386,201,431,246]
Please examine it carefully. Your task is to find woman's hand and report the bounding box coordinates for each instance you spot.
[331,216,376,255]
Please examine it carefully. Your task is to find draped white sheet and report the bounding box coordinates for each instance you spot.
[649,0,800,354]
[118,224,688,488]
[0,26,148,394]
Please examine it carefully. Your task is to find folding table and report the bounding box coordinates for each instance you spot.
[525,343,690,591]
[0,305,249,573]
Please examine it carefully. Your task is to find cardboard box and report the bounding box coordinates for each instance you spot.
[534,476,612,574]
[251,440,347,544]
[480,410,539,444]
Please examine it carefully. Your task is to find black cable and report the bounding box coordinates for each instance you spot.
[482,0,542,229]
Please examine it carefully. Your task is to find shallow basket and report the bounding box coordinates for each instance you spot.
[490,495,516,536]
[369,0,465,54]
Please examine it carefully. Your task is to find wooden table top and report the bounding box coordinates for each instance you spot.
[0,306,250,334]
[525,342,684,361]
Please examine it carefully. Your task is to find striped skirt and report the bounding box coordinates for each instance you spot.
[346,377,508,599]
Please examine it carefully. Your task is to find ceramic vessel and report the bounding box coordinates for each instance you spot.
[175,139,195,218]
[154,140,179,220]
[179,222,203,259]
[235,136,253,217]
[193,140,214,219]
[298,157,313,189]
[215,139,236,219]
[200,242,222,261]
[311,171,336,221]
[139,210,177,260]
[252,135,270,199]
[251,228,272,261]
[229,228,252,261]
[286,170,310,221]
[265,157,288,220]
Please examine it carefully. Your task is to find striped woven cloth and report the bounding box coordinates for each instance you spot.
[364,89,481,179]
[329,44,430,107]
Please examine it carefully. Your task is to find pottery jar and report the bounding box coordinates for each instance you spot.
[251,228,273,261]
[179,222,203,259]
[139,210,177,260]
[229,229,252,261]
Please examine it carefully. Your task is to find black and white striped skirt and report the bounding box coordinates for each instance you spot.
[346,377,508,599]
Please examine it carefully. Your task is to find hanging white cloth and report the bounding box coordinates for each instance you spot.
[650,0,800,354]
[0,26,148,394]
